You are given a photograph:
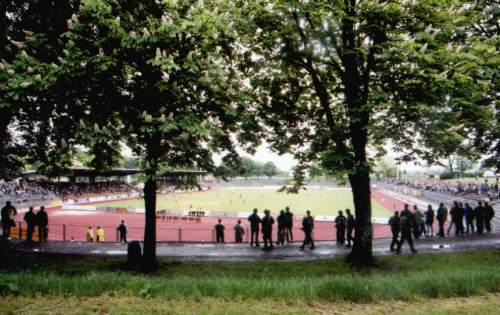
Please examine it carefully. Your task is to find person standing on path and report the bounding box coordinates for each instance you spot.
[300,210,315,250]
[475,201,486,234]
[234,219,245,243]
[96,226,105,242]
[450,202,464,236]
[215,219,225,243]
[424,205,434,237]
[345,209,355,247]
[35,206,48,242]
[24,207,36,245]
[1,201,17,240]
[397,211,417,254]
[248,208,261,247]
[86,226,94,242]
[437,203,448,238]
[285,207,294,242]
[464,203,475,234]
[388,211,400,251]
[261,209,274,250]
[484,202,495,233]
[276,210,289,245]
[412,205,422,239]
[117,220,127,243]
[334,210,346,245]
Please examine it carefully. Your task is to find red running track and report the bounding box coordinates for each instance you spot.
[18,189,416,243]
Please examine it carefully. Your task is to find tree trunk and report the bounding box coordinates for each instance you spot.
[347,168,375,266]
[142,173,157,272]
[142,134,160,272]
[448,157,455,179]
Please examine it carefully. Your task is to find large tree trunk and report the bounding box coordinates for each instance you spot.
[347,169,375,265]
[448,156,455,178]
[143,137,159,272]
[142,173,157,272]
[341,1,375,264]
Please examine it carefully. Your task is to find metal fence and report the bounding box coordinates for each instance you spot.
[7,220,391,243]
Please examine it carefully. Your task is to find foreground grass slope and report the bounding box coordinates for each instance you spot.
[2,294,500,315]
[1,250,499,304]
[96,188,390,216]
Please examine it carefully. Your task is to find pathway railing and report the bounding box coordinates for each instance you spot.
[7,220,392,243]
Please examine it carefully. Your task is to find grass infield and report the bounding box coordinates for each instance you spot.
[94,188,390,217]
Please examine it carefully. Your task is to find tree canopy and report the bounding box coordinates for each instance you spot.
[237,0,496,263]
[2,0,254,271]
[1,0,497,267]
[216,157,282,178]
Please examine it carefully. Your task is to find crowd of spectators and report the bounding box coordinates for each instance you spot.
[1,179,137,204]
[0,180,50,198]
[384,178,500,201]
[38,181,135,201]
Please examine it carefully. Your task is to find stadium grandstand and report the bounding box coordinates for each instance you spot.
[378,177,500,205]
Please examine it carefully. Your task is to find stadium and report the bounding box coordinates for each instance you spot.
[5,167,498,245]
[5,168,414,243]
[1,1,499,313]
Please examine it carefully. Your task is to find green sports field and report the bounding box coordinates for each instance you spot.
[95,188,390,217]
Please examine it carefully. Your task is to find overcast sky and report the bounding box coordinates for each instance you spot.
[217,141,444,173]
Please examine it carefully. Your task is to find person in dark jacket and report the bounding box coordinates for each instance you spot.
[285,207,294,242]
[24,207,37,245]
[234,219,245,243]
[300,210,315,250]
[388,211,400,251]
[334,210,347,245]
[457,202,465,235]
[345,209,355,247]
[35,206,48,242]
[436,203,448,238]
[412,205,422,239]
[261,209,274,249]
[450,202,464,236]
[464,203,475,234]
[424,205,434,237]
[1,201,17,240]
[475,201,485,234]
[276,210,289,245]
[248,208,261,247]
[117,220,127,243]
[397,211,417,253]
[484,202,495,233]
[401,203,412,219]
[215,219,225,243]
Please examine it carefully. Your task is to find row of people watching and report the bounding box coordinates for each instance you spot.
[388,201,496,253]
[215,207,357,250]
[1,201,49,245]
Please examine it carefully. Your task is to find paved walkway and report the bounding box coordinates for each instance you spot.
[6,232,500,262]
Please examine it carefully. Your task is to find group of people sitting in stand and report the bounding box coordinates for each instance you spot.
[1,201,48,246]
[0,180,50,198]
[388,201,496,253]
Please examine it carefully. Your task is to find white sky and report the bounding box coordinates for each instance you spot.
[124,140,443,173]
[217,141,443,173]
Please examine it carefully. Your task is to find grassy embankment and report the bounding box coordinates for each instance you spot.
[1,249,499,314]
